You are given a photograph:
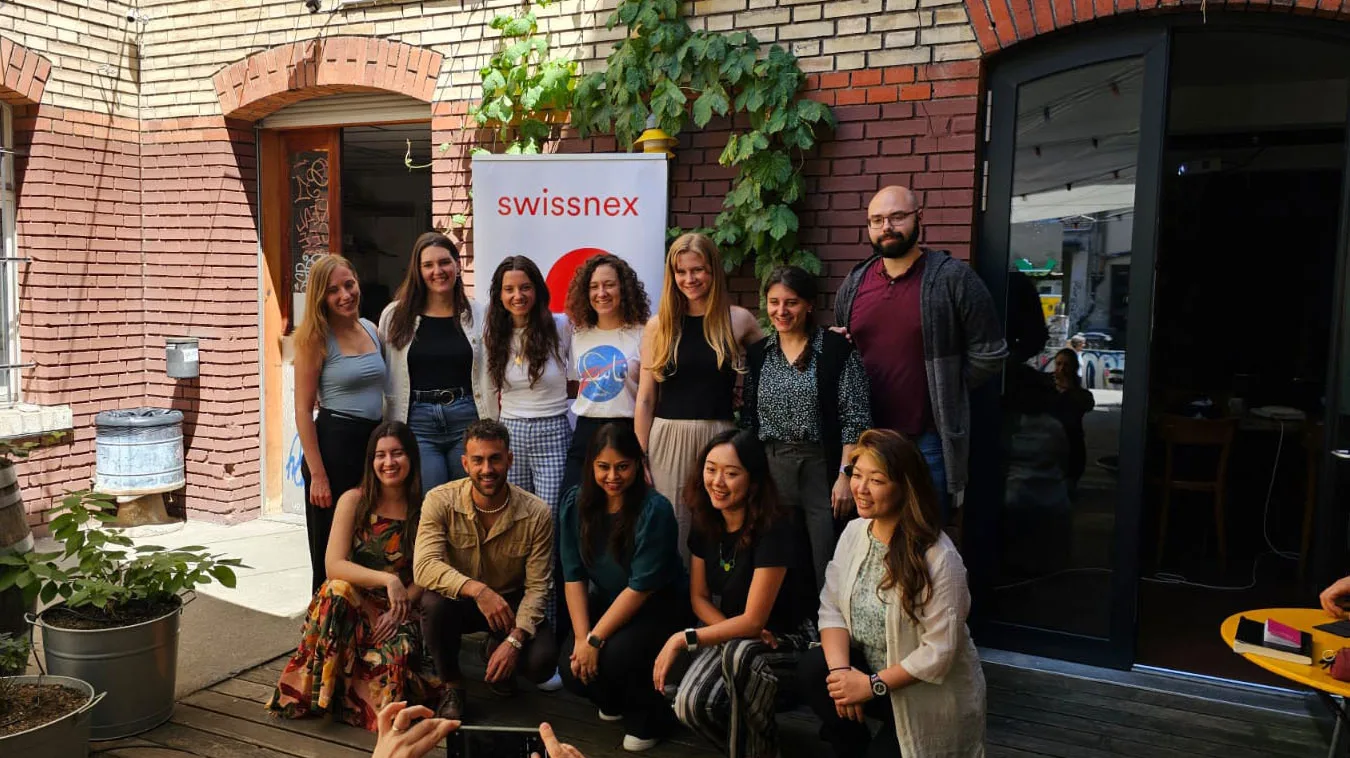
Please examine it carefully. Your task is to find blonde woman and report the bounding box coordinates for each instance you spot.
[294,254,387,594]
[635,233,762,562]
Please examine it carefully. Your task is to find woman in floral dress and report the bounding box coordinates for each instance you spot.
[267,420,444,731]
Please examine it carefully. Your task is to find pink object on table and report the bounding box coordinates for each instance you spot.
[1265,618,1302,647]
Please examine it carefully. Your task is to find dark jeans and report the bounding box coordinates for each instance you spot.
[407,397,478,495]
[420,590,558,685]
[798,646,900,758]
[559,589,688,740]
[301,408,380,595]
[915,430,950,524]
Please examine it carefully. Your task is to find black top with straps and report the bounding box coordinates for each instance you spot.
[408,315,473,392]
[655,314,736,421]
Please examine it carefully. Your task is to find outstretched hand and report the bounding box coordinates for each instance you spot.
[372,701,457,758]
[531,722,587,758]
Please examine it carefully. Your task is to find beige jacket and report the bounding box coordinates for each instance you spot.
[818,520,986,757]
[378,299,498,423]
[413,479,553,636]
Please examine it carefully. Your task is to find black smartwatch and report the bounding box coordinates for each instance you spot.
[684,628,699,652]
[869,673,889,698]
[586,633,605,650]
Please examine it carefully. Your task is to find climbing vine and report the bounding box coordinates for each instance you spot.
[571,0,835,279]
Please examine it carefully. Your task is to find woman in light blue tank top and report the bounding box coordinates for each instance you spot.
[294,255,388,594]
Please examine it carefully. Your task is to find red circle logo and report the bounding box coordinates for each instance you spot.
[545,247,610,313]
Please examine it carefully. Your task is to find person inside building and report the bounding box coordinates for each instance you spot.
[655,428,817,758]
[557,422,687,753]
[380,232,494,495]
[740,265,872,590]
[294,253,387,594]
[268,421,443,730]
[484,254,573,691]
[1321,576,1350,617]
[635,233,763,562]
[413,419,557,721]
[798,428,986,757]
[561,253,651,498]
[834,186,1009,524]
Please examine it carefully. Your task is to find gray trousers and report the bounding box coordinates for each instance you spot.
[765,441,834,591]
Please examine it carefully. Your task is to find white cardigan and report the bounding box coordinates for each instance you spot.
[818,520,987,757]
[377,299,498,423]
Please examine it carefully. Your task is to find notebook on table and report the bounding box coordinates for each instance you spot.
[1233,616,1313,665]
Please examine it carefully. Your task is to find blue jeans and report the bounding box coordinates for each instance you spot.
[916,430,950,524]
[407,398,478,494]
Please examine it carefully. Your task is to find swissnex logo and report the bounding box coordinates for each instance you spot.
[497,189,640,217]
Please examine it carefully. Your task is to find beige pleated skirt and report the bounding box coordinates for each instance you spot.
[649,417,735,563]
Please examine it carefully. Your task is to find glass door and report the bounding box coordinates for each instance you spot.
[969,30,1170,667]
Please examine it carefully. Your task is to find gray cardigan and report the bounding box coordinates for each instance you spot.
[834,249,1008,494]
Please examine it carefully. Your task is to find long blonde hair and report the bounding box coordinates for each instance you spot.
[648,233,741,381]
[293,254,359,358]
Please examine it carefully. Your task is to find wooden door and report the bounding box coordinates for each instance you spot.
[261,127,342,514]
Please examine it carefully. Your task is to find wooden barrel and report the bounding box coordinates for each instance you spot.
[0,459,28,552]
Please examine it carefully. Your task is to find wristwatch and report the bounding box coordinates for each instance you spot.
[586,632,606,650]
[869,673,889,698]
[504,632,523,650]
[684,628,699,652]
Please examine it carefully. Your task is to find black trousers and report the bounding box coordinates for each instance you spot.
[301,409,380,595]
[420,590,558,685]
[798,645,901,758]
[559,588,689,740]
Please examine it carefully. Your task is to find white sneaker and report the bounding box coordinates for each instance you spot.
[536,670,564,692]
[599,709,622,722]
[622,735,661,752]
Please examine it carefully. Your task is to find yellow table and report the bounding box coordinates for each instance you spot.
[1221,608,1350,757]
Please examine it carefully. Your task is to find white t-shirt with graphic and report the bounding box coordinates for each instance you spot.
[569,325,643,419]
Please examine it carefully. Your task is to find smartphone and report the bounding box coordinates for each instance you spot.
[446,725,548,758]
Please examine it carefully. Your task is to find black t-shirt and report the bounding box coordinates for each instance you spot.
[408,315,473,392]
[688,516,811,634]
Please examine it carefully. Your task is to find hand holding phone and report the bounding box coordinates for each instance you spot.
[447,725,548,758]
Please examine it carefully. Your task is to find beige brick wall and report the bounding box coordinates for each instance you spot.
[0,1,141,118]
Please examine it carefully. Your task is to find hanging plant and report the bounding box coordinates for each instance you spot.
[469,0,579,156]
[571,0,835,280]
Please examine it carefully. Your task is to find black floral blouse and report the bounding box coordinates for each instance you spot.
[754,328,871,446]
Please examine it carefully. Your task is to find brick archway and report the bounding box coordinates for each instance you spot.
[0,37,52,106]
[212,36,443,121]
[964,0,1336,52]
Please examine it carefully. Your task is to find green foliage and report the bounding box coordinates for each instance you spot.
[469,0,578,155]
[571,0,835,281]
[0,632,28,677]
[0,491,245,623]
[0,432,66,463]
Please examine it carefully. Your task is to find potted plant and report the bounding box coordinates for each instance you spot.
[0,631,102,756]
[0,434,65,638]
[0,490,243,740]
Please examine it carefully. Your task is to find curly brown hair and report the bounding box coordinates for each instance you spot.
[564,253,651,329]
[485,256,563,390]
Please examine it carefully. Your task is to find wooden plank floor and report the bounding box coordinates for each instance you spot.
[90,650,1336,758]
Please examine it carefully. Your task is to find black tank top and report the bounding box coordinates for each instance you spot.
[655,314,736,421]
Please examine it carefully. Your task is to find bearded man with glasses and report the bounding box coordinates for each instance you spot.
[833,186,1009,525]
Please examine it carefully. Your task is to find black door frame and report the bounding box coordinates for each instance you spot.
[971,12,1350,669]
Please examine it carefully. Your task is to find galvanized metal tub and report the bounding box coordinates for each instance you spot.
[0,459,34,638]
[94,408,185,496]
[0,674,102,757]
[35,600,181,740]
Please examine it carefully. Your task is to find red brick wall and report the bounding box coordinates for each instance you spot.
[12,105,146,523]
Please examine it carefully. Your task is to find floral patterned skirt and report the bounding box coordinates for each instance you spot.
[265,578,444,731]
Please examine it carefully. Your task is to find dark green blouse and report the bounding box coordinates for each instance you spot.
[558,486,685,606]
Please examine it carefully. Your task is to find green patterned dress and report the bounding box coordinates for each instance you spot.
[266,513,444,731]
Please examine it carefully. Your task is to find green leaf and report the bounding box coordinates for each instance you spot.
[691,88,729,128]
[768,204,799,241]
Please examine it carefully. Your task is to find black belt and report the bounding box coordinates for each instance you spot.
[411,387,470,404]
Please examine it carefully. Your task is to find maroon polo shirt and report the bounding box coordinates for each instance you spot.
[849,255,933,436]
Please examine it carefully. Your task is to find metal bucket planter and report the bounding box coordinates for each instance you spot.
[33,597,181,740]
[0,675,103,757]
[0,459,34,638]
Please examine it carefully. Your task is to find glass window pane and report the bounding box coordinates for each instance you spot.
[992,57,1144,638]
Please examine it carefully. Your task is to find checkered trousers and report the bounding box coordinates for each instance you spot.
[502,413,572,627]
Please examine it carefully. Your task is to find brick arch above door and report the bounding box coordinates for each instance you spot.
[0,37,52,106]
[211,36,443,122]
[965,0,1338,52]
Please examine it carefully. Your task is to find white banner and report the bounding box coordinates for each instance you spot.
[470,154,669,313]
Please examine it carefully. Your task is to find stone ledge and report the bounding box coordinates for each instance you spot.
[0,402,73,441]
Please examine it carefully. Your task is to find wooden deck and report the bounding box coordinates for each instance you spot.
[88,648,1337,758]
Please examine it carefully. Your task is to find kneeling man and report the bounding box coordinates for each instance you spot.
[415,419,557,720]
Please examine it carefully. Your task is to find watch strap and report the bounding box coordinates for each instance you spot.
[684,628,699,652]
[586,633,605,649]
